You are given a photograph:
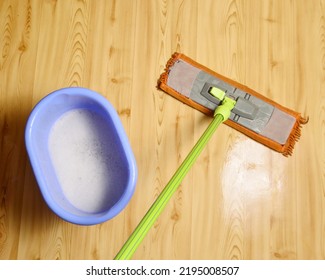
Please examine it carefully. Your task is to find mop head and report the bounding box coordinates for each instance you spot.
[158,52,307,156]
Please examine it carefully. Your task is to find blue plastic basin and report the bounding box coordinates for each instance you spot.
[25,87,137,225]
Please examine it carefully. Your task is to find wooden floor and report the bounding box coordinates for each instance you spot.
[0,0,324,260]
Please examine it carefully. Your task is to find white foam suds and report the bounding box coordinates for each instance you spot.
[49,109,124,213]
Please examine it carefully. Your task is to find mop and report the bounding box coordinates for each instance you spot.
[114,53,307,259]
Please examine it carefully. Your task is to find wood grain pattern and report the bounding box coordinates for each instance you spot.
[0,0,324,260]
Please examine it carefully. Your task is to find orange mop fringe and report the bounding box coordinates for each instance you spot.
[158,52,307,156]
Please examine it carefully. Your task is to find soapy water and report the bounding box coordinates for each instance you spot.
[49,109,127,213]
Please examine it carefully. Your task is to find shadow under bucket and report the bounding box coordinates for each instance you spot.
[25,87,137,225]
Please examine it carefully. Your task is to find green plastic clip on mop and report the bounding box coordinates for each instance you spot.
[114,88,236,260]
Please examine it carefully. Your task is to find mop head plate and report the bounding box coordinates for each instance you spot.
[158,53,307,156]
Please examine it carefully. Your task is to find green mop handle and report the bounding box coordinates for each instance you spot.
[114,96,236,260]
